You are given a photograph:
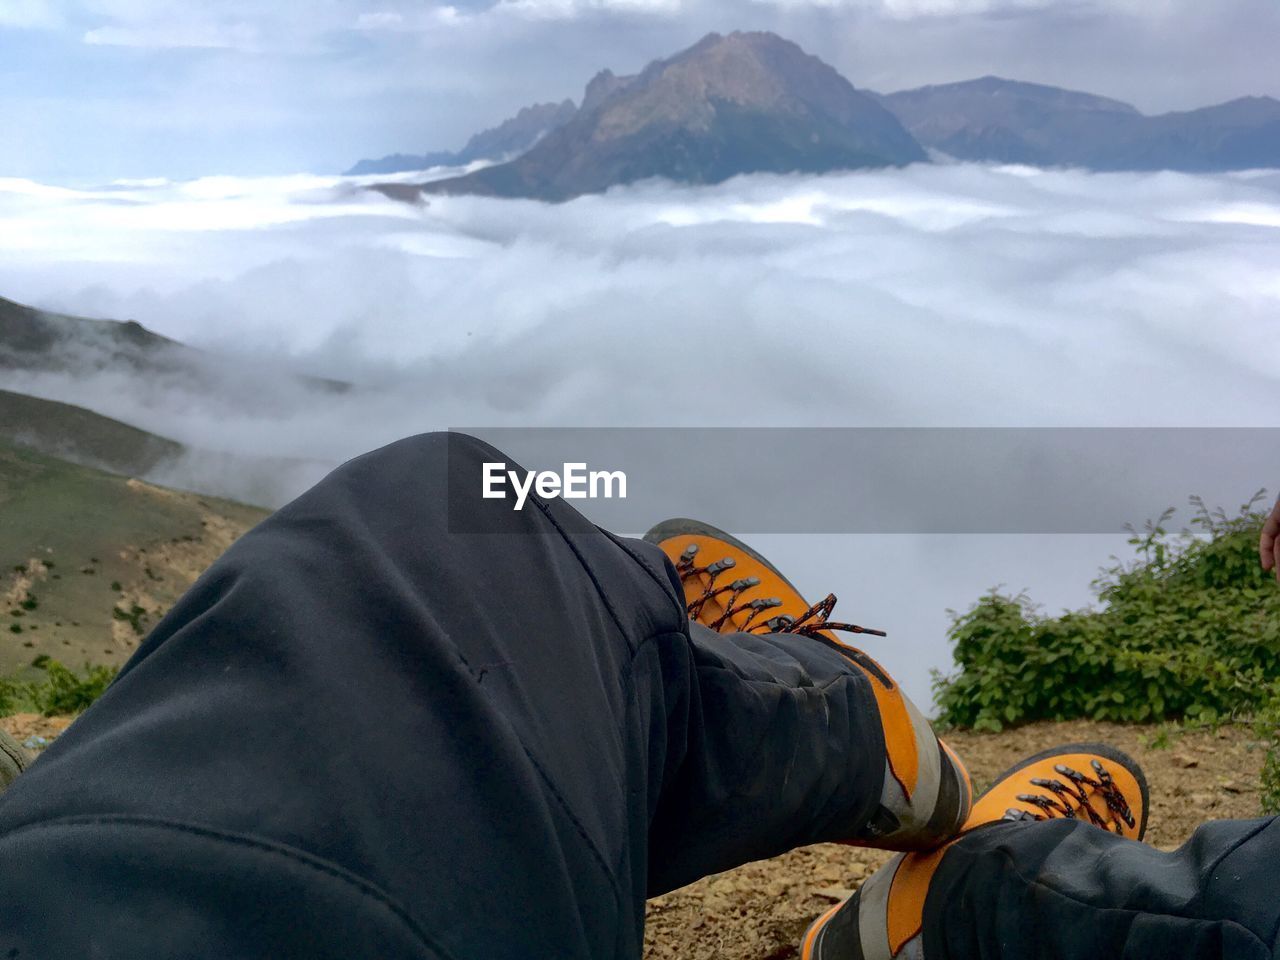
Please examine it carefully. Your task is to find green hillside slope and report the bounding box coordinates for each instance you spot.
[0,388,184,477]
[0,439,268,676]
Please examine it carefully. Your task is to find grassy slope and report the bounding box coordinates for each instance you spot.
[0,388,184,477]
[0,439,268,676]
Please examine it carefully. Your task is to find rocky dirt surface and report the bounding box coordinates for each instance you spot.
[643,719,1270,960]
[0,712,75,753]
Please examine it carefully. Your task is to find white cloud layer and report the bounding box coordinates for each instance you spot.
[1,163,1277,702]
[3,164,1278,458]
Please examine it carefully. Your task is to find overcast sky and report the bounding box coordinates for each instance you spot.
[4,0,1280,182]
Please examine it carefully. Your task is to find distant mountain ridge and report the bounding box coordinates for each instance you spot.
[0,294,178,364]
[346,100,577,175]
[0,295,349,399]
[878,76,1280,171]
[366,34,1280,202]
[396,31,923,201]
[0,295,348,508]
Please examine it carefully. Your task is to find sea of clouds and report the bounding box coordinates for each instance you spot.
[1,162,1277,704]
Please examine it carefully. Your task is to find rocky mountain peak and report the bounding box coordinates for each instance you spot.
[581,69,635,114]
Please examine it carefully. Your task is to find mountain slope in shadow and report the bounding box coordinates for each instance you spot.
[0,294,349,400]
[347,99,578,176]
[879,77,1280,170]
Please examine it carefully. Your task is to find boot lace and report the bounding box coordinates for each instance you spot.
[1002,759,1136,834]
[673,542,886,639]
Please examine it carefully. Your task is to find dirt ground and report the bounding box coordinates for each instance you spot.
[1,712,74,750]
[643,719,1270,960]
[2,714,1265,959]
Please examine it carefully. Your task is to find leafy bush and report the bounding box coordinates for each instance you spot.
[935,493,1280,810]
[27,661,118,716]
[0,676,22,715]
[111,603,148,636]
[0,660,120,717]
[1251,695,1280,814]
[1260,710,1280,813]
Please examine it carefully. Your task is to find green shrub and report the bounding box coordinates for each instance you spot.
[0,677,22,715]
[1260,712,1280,814]
[0,660,120,717]
[27,661,118,716]
[111,603,148,636]
[935,492,1280,731]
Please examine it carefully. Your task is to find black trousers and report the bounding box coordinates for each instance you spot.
[928,815,1280,958]
[0,433,888,958]
[0,432,1274,958]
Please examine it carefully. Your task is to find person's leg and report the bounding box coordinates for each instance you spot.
[0,729,25,791]
[808,741,1280,960]
[0,432,917,959]
[644,520,972,892]
[646,618,939,895]
[922,814,1280,959]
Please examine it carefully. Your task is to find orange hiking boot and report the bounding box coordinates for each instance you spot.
[644,518,971,853]
[801,742,1149,960]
